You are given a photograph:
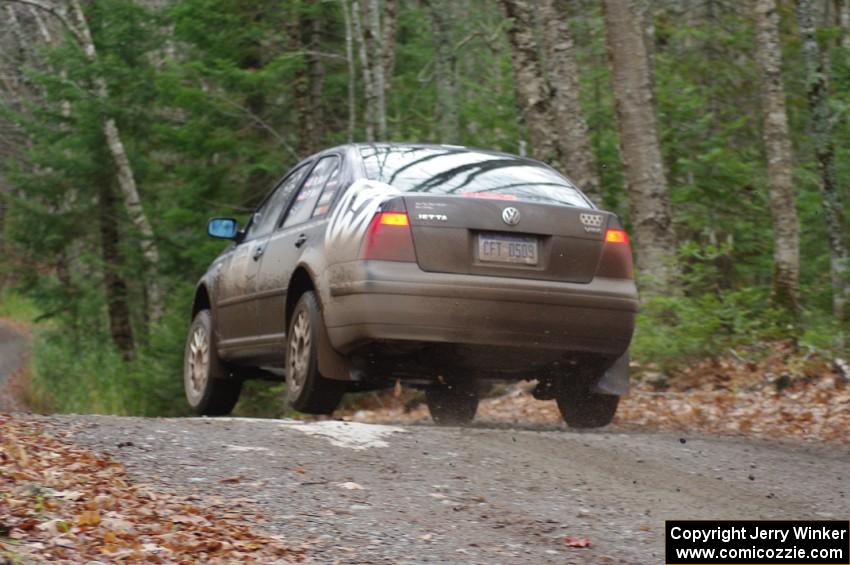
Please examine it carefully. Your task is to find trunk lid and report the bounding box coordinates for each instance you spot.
[404,195,612,283]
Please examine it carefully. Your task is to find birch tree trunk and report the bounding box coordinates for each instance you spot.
[498,0,559,166]
[5,6,27,80]
[601,0,676,292]
[752,0,801,313]
[633,0,656,87]
[307,1,324,151]
[365,0,388,139]
[289,6,313,154]
[797,0,849,325]
[540,0,601,204]
[428,0,459,143]
[341,0,356,141]
[68,0,163,323]
[351,0,376,140]
[382,0,398,100]
[840,0,850,47]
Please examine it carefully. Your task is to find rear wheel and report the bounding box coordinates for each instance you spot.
[184,310,242,415]
[555,386,619,428]
[426,383,479,425]
[286,291,345,414]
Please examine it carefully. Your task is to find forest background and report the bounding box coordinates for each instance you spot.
[1,0,849,416]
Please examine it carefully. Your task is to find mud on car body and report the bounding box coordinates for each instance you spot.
[185,143,638,427]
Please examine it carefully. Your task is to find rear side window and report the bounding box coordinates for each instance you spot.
[312,163,342,218]
[360,146,590,207]
[248,164,309,238]
[282,155,340,228]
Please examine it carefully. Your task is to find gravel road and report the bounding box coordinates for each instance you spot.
[4,322,848,563]
[58,414,849,564]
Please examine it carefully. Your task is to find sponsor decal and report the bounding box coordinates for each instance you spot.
[325,179,399,258]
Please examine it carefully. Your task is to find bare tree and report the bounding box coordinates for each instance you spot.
[840,0,850,47]
[307,0,325,151]
[382,0,398,99]
[427,0,459,143]
[68,0,163,323]
[498,0,559,165]
[752,0,801,313]
[341,0,356,141]
[797,0,849,325]
[601,0,676,292]
[289,3,316,154]
[365,0,387,139]
[99,180,136,359]
[351,0,376,140]
[8,0,164,322]
[540,0,601,204]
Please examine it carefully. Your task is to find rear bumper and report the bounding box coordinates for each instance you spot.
[321,261,638,357]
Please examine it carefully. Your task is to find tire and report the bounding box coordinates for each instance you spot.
[555,386,619,429]
[184,310,242,416]
[286,291,345,415]
[426,383,479,425]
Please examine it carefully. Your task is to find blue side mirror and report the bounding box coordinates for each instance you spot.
[207,217,239,240]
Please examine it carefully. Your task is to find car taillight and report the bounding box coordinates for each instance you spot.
[605,229,629,244]
[596,228,633,279]
[360,211,416,261]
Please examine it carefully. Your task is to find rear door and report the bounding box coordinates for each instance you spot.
[253,155,343,347]
[216,163,310,350]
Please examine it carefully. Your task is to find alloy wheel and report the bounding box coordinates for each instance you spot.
[287,310,311,397]
[186,326,209,400]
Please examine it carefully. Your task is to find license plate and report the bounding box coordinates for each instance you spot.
[478,233,538,265]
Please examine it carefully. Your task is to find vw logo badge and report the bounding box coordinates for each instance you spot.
[502,206,520,226]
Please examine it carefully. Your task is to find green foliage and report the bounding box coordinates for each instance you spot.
[3,1,850,415]
[29,329,187,416]
[0,291,39,323]
[633,288,788,372]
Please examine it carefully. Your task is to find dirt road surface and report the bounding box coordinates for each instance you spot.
[0,322,26,385]
[60,415,849,564]
[3,323,849,563]
[0,321,28,411]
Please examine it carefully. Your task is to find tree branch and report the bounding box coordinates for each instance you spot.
[2,0,85,45]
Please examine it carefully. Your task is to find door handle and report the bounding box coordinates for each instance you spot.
[252,245,265,261]
[294,234,308,248]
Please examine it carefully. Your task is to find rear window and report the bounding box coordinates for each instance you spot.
[360,146,590,207]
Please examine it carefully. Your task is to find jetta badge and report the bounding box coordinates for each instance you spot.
[502,207,520,226]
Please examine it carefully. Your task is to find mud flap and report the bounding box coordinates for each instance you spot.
[315,306,352,381]
[591,351,629,395]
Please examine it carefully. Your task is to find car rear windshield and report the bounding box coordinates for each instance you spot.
[360,146,591,207]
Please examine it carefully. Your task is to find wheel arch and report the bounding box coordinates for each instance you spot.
[286,266,318,329]
[192,283,212,319]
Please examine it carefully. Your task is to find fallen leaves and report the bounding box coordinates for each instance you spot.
[0,415,304,563]
[76,510,102,527]
[563,536,591,548]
